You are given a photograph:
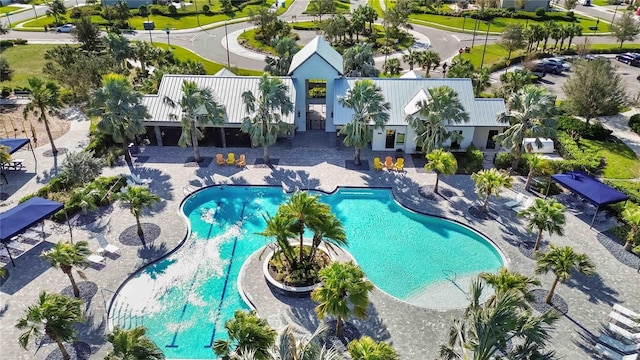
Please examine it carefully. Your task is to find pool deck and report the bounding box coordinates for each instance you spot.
[0,125,639,359]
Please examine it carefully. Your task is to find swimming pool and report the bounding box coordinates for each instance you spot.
[109,186,504,359]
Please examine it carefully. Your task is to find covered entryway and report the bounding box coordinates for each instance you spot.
[306,80,327,131]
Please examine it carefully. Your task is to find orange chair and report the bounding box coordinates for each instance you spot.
[236,154,246,167]
[226,153,235,165]
[216,153,226,165]
[384,156,394,170]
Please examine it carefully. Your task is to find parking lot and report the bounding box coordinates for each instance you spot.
[491,55,640,100]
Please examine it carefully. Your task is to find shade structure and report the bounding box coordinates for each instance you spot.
[0,197,63,243]
[0,138,30,154]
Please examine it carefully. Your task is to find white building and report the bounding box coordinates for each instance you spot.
[142,36,507,153]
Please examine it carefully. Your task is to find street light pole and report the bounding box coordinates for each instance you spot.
[146,4,153,44]
[165,27,170,46]
[611,3,620,24]
[194,0,200,27]
[471,17,478,48]
[224,20,231,68]
[32,5,38,19]
[5,13,11,28]
[480,21,491,69]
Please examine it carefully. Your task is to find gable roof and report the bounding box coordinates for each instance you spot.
[400,70,423,79]
[142,75,296,125]
[213,68,236,77]
[333,78,506,127]
[404,89,429,116]
[288,36,343,75]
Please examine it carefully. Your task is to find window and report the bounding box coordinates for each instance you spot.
[396,133,405,145]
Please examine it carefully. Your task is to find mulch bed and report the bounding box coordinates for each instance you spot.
[118,223,161,246]
[528,289,569,315]
[344,160,370,171]
[184,156,213,168]
[596,231,640,270]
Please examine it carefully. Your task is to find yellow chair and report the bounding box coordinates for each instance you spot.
[216,153,226,165]
[236,154,246,167]
[384,156,394,170]
[394,158,405,172]
[373,157,384,170]
[226,153,235,165]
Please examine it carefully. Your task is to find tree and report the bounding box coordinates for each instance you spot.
[88,73,149,166]
[498,69,533,101]
[164,80,226,163]
[524,24,544,52]
[308,0,335,22]
[338,79,390,166]
[446,57,474,79]
[270,324,343,360]
[47,0,66,25]
[498,24,526,61]
[471,168,513,213]
[535,245,595,304]
[480,267,540,302]
[348,336,399,360]
[23,77,63,157]
[611,12,640,48]
[264,37,299,76]
[523,154,550,191]
[311,262,374,336]
[16,292,84,360]
[471,67,491,97]
[402,49,421,70]
[104,32,132,71]
[74,16,102,52]
[323,14,350,43]
[383,0,411,38]
[550,23,565,49]
[281,191,327,266]
[116,186,161,237]
[241,74,294,164]
[562,58,627,123]
[258,211,297,268]
[564,0,578,9]
[418,50,441,76]
[59,150,105,186]
[425,149,458,194]
[440,279,558,360]
[0,56,13,82]
[308,211,347,264]
[565,23,582,50]
[0,22,8,35]
[0,145,10,164]
[106,326,165,360]
[132,41,159,76]
[542,21,557,50]
[343,43,379,77]
[621,204,640,253]
[113,0,132,27]
[495,85,557,170]
[382,58,401,76]
[351,6,368,41]
[406,86,469,154]
[249,8,289,45]
[362,4,378,32]
[517,198,566,251]
[40,241,91,298]
[213,310,276,360]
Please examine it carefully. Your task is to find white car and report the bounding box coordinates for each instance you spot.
[545,57,571,71]
[56,24,76,33]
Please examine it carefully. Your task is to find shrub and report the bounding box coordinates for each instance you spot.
[0,39,14,48]
[533,178,562,195]
[629,114,640,135]
[557,116,612,141]
[606,179,640,204]
[1,86,11,98]
[69,7,84,18]
[463,145,484,174]
[566,11,574,19]
[168,4,178,15]
[150,6,164,15]
[535,7,546,16]
[202,4,210,13]
[13,39,27,45]
[495,152,513,170]
[138,5,148,16]
[59,151,106,187]
[553,133,602,173]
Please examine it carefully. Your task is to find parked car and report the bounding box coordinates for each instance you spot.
[536,60,562,75]
[615,53,640,66]
[56,24,76,33]
[544,57,571,71]
[529,64,547,80]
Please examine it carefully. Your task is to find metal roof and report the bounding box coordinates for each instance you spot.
[213,68,237,77]
[142,75,296,125]
[288,36,343,75]
[400,70,423,79]
[333,78,506,127]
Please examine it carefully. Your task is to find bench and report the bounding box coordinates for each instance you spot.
[1,159,24,171]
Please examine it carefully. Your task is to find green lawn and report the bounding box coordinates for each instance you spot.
[589,43,640,51]
[303,0,350,14]
[368,0,384,16]
[0,44,56,89]
[153,43,262,76]
[580,138,640,179]
[410,13,608,34]
[456,44,525,69]
[237,28,279,55]
[0,5,23,15]
[591,0,609,6]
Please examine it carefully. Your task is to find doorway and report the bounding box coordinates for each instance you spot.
[385,130,396,149]
[486,130,499,149]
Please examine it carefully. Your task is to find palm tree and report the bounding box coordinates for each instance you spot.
[343,43,379,77]
[41,240,91,298]
[498,69,533,101]
[269,324,343,360]
[348,336,399,360]
[472,67,491,97]
[406,86,469,154]
[308,212,347,264]
[523,154,549,191]
[542,21,557,50]
[440,279,558,360]
[338,79,390,166]
[425,149,457,194]
[46,0,66,25]
[213,310,276,360]
[402,49,421,71]
[524,24,544,52]
[88,73,149,167]
[104,33,132,71]
[621,205,640,253]
[535,245,595,304]
[311,261,374,336]
[0,266,6,279]
[494,84,557,171]
[382,58,402,76]
[132,41,159,75]
[116,186,161,237]
[280,191,326,266]
[241,74,294,164]
[164,80,226,163]
[16,291,84,360]
[264,37,299,76]
[550,23,564,49]
[418,50,441,76]
[480,267,540,302]
[362,4,377,32]
[23,77,63,157]
[565,23,582,50]
[106,326,165,360]
[0,145,11,164]
[471,168,513,213]
[258,211,297,268]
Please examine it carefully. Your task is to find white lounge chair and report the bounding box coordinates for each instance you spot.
[599,334,640,354]
[610,311,640,329]
[130,173,152,185]
[95,235,120,256]
[505,193,527,208]
[607,322,640,342]
[615,304,640,321]
[87,254,106,266]
[513,198,535,212]
[595,343,638,360]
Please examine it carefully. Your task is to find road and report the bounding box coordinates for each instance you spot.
[2,0,87,28]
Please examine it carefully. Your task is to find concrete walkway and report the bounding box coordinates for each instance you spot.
[601,109,640,160]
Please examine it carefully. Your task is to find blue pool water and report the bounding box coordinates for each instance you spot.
[110,186,503,359]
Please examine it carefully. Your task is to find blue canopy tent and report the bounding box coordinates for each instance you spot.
[550,171,629,228]
[0,138,37,184]
[0,197,70,266]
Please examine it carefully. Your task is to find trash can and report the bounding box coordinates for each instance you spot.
[143,21,155,30]
[128,142,139,154]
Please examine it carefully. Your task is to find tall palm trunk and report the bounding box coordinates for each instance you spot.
[190,121,201,162]
[263,145,270,164]
[434,173,440,193]
[298,223,305,267]
[120,125,133,166]
[136,215,144,236]
[545,277,559,304]
[64,267,80,298]
[482,193,491,212]
[524,169,534,191]
[624,237,635,252]
[567,36,574,50]
[42,115,58,155]
[354,147,361,166]
[335,316,343,336]
[533,229,543,251]
[51,334,70,360]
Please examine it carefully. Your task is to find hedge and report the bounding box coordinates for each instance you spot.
[629,114,640,135]
[411,6,575,22]
[605,179,640,204]
[554,132,603,173]
[557,116,613,141]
